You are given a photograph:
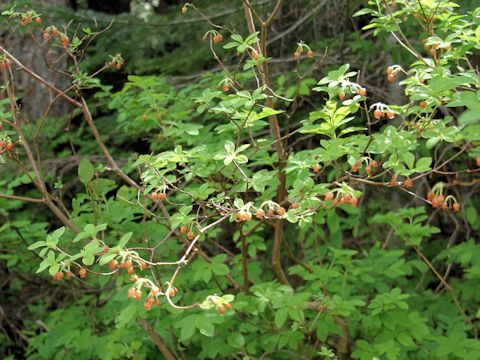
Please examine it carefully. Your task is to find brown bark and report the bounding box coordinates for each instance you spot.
[0,0,70,122]
[139,318,177,360]
[242,0,289,285]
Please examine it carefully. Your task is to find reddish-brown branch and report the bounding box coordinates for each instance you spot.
[0,193,46,203]
[242,0,289,285]
[79,98,141,190]
[410,242,478,338]
[264,0,285,28]
[2,68,79,233]
[239,228,250,291]
[283,239,313,273]
[0,46,79,107]
[0,45,141,192]
[139,318,177,360]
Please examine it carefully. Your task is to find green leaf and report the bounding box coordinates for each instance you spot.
[222,294,235,303]
[429,75,472,94]
[118,232,133,249]
[78,159,95,186]
[459,109,480,125]
[94,223,108,233]
[180,206,193,216]
[224,141,235,154]
[115,303,137,328]
[466,206,479,229]
[73,232,88,243]
[50,227,66,241]
[403,152,415,169]
[82,253,95,266]
[415,157,432,171]
[212,263,229,275]
[48,263,60,275]
[180,320,196,341]
[231,34,243,43]
[36,250,56,273]
[275,308,288,328]
[36,259,51,273]
[84,239,101,253]
[426,137,440,149]
[235,155,248,164]
[353,8,374,17]
[195,317,214,337]
[236,144,250,153]
[227,333,245,348]
[223,42,239,49]
[99,252,117,266]
[234,198,244,209]
[224,155,235,165]
[28,241,47,250]
[212,254,228,263]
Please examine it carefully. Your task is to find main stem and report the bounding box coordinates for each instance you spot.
[242,0,289,285]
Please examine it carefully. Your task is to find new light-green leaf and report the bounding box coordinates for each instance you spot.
[78,159,95,186]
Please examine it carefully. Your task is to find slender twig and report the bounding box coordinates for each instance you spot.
[0,193,46,203]
[267,1,326,45]
[239,227,251,291]
[263,0,285,27]
[164,216,230,309]
[382,0,429,66]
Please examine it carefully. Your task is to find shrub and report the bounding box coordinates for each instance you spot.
[0,1,479,359]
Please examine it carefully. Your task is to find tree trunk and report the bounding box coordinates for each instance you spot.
[0,0,70,122]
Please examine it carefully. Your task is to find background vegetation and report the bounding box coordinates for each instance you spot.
[0,0,479,359]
